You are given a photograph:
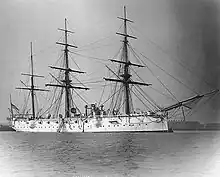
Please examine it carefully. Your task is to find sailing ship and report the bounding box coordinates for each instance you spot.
[8,6,219,133]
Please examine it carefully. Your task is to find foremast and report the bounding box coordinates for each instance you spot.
[46,18,89,118]
[104,6,151,116]
[16,42,48,119]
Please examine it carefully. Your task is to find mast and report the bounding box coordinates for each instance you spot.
[46,18,89,118]
[104,6,151,115]
[30,42,35,119]
[64,18,71,118]
[123,6,130,115]
[16,42,49,119]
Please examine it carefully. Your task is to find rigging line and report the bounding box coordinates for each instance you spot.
[79,33,115,49]
[129,43,200,95]
[21,89,30,112]
[49,73,62,85]
[70,90,82,114]
[75,21,122,51]
[89,83,114,89]
[82,75,103,82]
[113,84,124,111]
[107,68,118,109]
[135,48,200,96]
[149,86,177,101]
[98,81,107,106]
[127,23,136,37]
[101,84,123,106]
[70,80,105,85]
[129,67,176,100]
[133,85,158,110]
[72,89,89,105]
[185,91,218,118]
[129,86,154,111]
[68,51,108,63]
[117,97,127,113]
[112,45,124,60]
[130,47,179,102]
[135,84,160,109]
[55,88,64,117]
[110,81,120,110]
[39,89,61,116]
[52,87,64,117]
[44,82,59,107]
[130,85,135,113]
[69,53,81,71]
[70,74,87,88]
[20,80,48,103]
[141,52,199,94]
[76,43,115,52]
[128,44,179,101]
[134,84,161,109]
[53,52,64,67]
[168,107,181,119]
[35,94,40,117]
[22,91,31,114]
[39,82,61,116]
[130,66,176,101]
[132,26,215,90]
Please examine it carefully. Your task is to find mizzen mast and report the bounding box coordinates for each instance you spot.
[46,18,89,118]
[104,6,151,115]
[16,42,49,119]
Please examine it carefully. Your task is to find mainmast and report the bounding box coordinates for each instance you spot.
[63,18,71,118]
[16,42,49,119]
[46,18,89,118]
[104,6,151,115]
[122,6,130,115]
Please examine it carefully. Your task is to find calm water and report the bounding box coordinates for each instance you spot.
[0,131,220,177]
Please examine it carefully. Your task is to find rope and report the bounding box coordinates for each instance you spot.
[131,25,215,90]
[98,81,107,106]
[101,84,123,106]
[128,44,180,101]
[129,86,153,111]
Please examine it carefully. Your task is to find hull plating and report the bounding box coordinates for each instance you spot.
[12,115,168,133]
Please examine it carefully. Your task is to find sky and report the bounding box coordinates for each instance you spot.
[0,0,220,123]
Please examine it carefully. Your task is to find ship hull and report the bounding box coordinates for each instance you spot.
[11,115,169,133]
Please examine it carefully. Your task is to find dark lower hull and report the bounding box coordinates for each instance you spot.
[62,129,174,133]
[0,125,15,131]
